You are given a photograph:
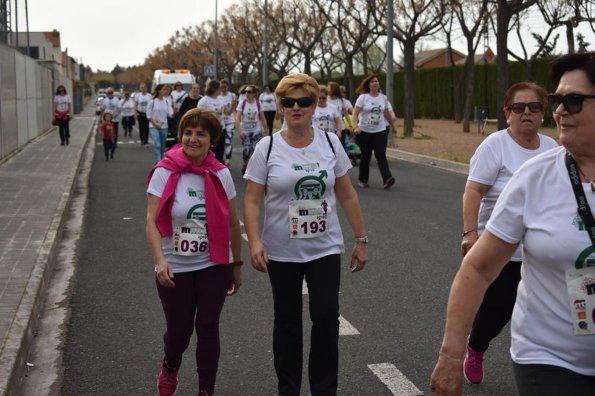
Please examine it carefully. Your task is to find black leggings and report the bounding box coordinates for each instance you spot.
[513,362,595,396]
[263,110,276,133]
[57,119,70,144]
[469,260,521,352]
[356,129,392,184]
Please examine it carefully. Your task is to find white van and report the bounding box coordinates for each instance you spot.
[152,69,196,92]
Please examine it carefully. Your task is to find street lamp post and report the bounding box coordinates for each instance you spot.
[214,0,218,80]
[262,0,268,87]
[386,0,395,146]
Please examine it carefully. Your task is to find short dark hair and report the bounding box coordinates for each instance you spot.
[177,108,222,145]
[55,85,67,95]
[205,80,220,96]
[503,82,548,111]
[550,52,595,87]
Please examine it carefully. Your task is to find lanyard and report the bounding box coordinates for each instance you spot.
[565,152,595,248]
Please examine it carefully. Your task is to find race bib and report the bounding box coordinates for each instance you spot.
[566,267,595,335]
[172,219,209,257]
[288,199,330,239]
[368,113,381,127]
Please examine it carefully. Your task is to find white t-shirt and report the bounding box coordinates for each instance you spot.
[312,105,341,134]
[147,98,173,128]
[54,94,71,113]
[354,93,393,133]
[486,146,595,375]
[328,98,346,129]
[244,128,352,262]
[119,98,136,117]
[259,92,277,112]
[135,92,152,114]
[236,100,263,134]
[171,89,187,110]
[147,167,236,273]
[468,129,558,260]
[197,96,226,125]
[101,97,122,121]
[219,92,237,126]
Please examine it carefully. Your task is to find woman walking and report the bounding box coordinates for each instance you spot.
[352,75,398,189]
[53,85,72,145]
[147,84,173,162]
[235,84,268,174]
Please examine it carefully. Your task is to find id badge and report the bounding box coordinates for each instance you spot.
[172,219,209,257]
[566,267,595,335]
[288,199,330,239]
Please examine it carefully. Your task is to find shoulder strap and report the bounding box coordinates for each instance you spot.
[241,99,247,114]
[266,134,273,162]
[324,132,336,157]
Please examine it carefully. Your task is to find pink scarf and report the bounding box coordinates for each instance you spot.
[147,145,230,264]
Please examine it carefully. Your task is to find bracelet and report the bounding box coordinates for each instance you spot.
[438,351,463,363]
[462,229,477,237]
[232,260,243,267]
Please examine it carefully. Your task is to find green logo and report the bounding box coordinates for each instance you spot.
[187,204,206,220]
[294,170,328,199]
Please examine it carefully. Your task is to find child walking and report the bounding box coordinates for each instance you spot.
[99,112,116,161]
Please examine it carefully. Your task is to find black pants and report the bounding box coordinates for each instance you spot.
[356,129,392,184]
[103,139,115,159]
[57,119,70,144]
[137,112,149,144]
[212,130,225,163]
[469,260,521,352]
[112,121,119,147]
[513,362,595,396]
[264,110,276,133]
[267,255,340,396]
[122,116,134,136]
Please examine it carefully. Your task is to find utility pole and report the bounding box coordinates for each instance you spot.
[386,0,395,146]
[262,0,269,88]
[214,0,218,79]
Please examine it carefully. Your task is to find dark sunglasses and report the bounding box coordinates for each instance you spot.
[508,102,543,114]
[245,90,254,93]
[281,97,314,108]
[319,97,327,100]
[548,93,595,114]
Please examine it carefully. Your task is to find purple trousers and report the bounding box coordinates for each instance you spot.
[156,264,232,394]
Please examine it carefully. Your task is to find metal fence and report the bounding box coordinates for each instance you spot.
[0,43,73,162]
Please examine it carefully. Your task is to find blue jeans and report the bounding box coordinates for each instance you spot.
[150,127,168,162]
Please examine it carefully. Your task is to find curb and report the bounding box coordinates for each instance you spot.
[1,113,97,396]
[386,147,469,175]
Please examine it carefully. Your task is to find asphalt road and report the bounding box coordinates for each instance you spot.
[53,129,518,395]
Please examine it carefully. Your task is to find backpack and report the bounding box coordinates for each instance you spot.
[241,98,261,114]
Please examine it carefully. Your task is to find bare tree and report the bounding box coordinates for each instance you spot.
[378,0,447,136]
[538,0,595,54]
[492,0,539,129]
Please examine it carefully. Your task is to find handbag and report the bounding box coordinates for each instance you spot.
[51,117,58,126]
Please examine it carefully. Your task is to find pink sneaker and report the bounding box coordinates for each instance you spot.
[157,364,179,396]
[464,343,485,384]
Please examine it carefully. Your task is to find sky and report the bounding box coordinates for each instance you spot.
[12,0,595,73]
[13,0,238,71]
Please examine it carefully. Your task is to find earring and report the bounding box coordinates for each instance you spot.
[541,119,544,123]
[506,119,510,125]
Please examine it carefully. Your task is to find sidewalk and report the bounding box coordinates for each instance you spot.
[0,106,96,396]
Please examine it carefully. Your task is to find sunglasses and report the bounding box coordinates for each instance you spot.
[319,97,327,100]
[281,97,314,108]
[245,90,254,94]
[548,93,595,114]
[508,102,543,114]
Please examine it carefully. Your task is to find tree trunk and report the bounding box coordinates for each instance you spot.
[462,55,476,133]
[304,53,311,75]
[345,56,355,102]
[496,3,511,130]
[403,40,415,137]
[565,21,575,54]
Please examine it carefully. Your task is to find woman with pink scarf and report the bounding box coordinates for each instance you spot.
[146,108,242,396]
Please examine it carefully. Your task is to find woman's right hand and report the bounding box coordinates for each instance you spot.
[249,240,269,273]
[155,260,175,287]
[430,354,464,395]
[353,126,361,135]
[461,231,479,256]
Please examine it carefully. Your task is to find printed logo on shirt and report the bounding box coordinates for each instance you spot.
[187,188,205,199]
[573,215,586,231]
[294,170,328,200]
[292,163,320,173]
[575,246,595,269]
[187,204,206,220]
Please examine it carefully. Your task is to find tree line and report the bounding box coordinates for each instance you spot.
[92,0,594,135]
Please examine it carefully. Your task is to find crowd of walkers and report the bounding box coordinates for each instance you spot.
[80,51,595,396]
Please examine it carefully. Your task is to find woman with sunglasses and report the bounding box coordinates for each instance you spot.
[243,73,367,396]
[459,82,557,387]
[352,74,398,189]
[235,85,268,174]
[197,79,232,163]
[431,52,595,396]
[53,85,72,145]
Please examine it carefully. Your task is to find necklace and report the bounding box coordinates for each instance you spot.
[576,165,595,192]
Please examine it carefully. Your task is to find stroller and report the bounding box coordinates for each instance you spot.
[344,137,361,166]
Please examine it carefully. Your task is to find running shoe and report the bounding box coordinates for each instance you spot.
[357,180,369,188]
[383,177,395,190]
[464,342,485,384]
[157,364,179,396]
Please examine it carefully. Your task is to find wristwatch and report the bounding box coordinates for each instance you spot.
[354,236,369,244]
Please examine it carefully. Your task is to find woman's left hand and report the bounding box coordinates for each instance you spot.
[227,265,242,296]
[350,243,368,272]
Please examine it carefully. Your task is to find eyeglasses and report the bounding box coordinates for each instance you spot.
[508,102,543,114]
[281,97,314,108]
[548,93,595,114]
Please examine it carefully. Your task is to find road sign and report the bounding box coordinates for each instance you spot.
[203,64,215,77]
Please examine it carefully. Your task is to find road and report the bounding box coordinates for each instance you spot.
[23,127,518,395]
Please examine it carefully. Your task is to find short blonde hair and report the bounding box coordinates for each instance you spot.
[275,73,319,108]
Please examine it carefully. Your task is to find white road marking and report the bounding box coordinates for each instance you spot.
[241,233,248,242]
[302,281,360,335]
[368,363,423,396]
